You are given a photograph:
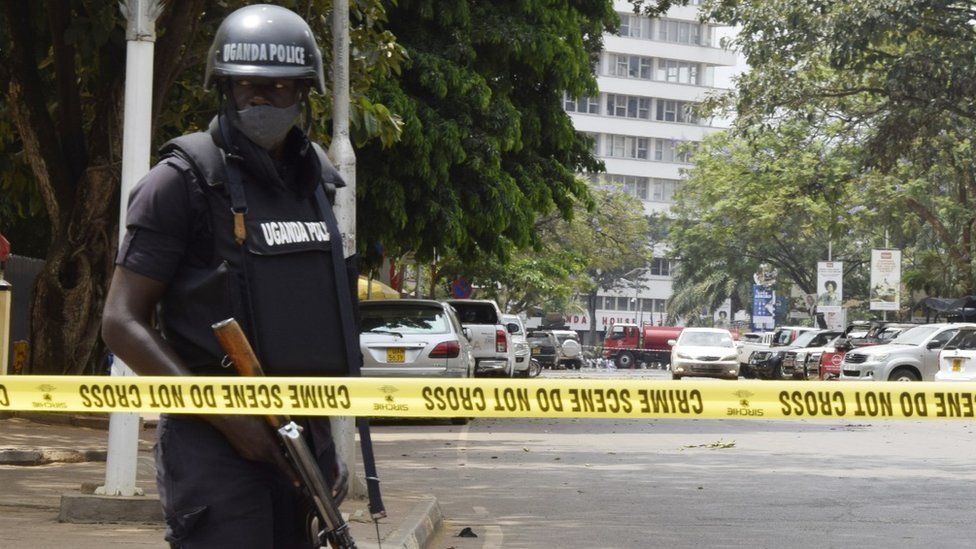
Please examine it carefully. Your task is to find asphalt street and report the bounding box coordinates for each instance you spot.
[371,368,976,549]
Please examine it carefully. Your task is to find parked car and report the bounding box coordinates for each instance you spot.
[839,323,976,382]
[779,331,844,379]
[526,330,558,369]
[809,321,909,380]
[736,332,773,371]
[501,314,538,377]
[746,326,820,379]
[935,327,976,382]
[669,328,738,380]
[359,299,474,378]
[550,329,583,370]
[445,299,515,377]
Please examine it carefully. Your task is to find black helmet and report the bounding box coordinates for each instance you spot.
[204,4,326,94]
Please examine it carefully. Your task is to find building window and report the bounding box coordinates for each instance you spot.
[611,54,653,79]
[607,94,651,120]
[658,20,703,45]
[618,14,642,38]
[656,100,698,124]
[650,178,680,203]
[656,59,699,85]
[654,299,667,312]
[564,92,600,114]
[563,95,577,112]
[608,174,650,200]
[649,258,672,277]
[607,135,650,160]
[654,139,674,162]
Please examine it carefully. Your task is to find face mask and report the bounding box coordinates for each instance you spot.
[235,103,301,150]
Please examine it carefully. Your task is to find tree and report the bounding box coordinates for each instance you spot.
[0,0,402,374]
[573,188,655,345]
[434,185,653,327]
[667,122,873,318]
[355,0,617,269]
[695,0,976,295]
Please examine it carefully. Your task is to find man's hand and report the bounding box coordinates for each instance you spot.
[332,451,349,505]
[207,415,294,477]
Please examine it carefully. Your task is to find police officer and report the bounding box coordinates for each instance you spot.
[102,5,355,548]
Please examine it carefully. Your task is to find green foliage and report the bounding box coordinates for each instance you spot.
[695,0,976,296]
[435,185,652,316]
[667,123,873,316]
[356,0,616,267]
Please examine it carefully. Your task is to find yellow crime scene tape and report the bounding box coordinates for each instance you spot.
[3,376,976,420]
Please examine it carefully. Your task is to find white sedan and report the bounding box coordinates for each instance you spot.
[936,328,976,382]
[359,299,475,378]
[669,328,739,381]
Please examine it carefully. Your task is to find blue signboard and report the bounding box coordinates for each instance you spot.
[752,284,775,331]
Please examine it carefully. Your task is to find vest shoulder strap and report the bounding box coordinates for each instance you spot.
[160,132,227,189]
[310,141,344,206]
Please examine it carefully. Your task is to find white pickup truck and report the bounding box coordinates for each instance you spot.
[446,299,514,377]
[736,332,773,369]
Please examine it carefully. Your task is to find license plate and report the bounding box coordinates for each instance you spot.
[387,348,405,363]
[531,348,540,355]
[953,358,962,372]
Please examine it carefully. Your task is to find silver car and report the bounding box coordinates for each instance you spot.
[360,299,474,378]
[500,313,532,377]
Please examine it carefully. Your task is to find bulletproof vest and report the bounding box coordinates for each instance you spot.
[156,130,355,376]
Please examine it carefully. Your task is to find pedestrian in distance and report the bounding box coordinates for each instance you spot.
[101,5,355,548]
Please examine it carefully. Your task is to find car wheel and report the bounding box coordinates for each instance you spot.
[772,363,784,380]
[671,374,682,380]
[528,359,542,378]
[617,352,636,369]
[451,417,470,425]
[888,368,920,382]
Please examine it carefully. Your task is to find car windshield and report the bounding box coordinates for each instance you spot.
[772,329,797,345]
[680,331,734,347]
[361,305,449,334]
[792,331,819,347]
[889,325,940,345]
[527,334,551,345]
[943,330,976,351]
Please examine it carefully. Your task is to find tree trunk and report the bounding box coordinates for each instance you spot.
[28,164,120,375]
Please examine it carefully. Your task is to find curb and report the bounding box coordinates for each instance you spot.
[0,447,107,465]
[378,495,442,549]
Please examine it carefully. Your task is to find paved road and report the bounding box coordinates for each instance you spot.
[371,368,976,548]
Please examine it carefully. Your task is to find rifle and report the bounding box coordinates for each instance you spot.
[212,318,357,549]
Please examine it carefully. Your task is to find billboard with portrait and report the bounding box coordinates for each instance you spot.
[870,249,901,311]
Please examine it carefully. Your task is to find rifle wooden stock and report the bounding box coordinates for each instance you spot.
[212,318,267,378]
[210,318,357,549]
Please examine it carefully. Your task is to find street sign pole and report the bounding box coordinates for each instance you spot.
[328,0,365,499]
[98,0,163,497]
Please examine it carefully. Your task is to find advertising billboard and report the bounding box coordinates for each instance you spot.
[870,249,901,311]
[817,262,844,330]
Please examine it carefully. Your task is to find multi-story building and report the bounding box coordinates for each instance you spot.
[551,1,738,338]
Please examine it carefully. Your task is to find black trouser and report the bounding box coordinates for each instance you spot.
[155,414,337,549]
